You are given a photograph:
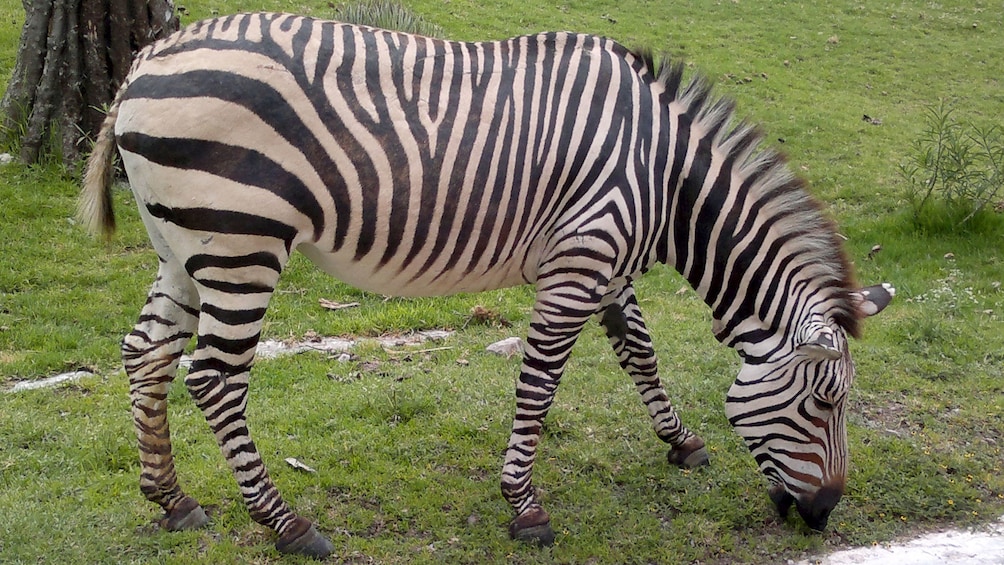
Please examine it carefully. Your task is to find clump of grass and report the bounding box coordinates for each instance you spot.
[334,0,445,37]
[900,101,1004,229]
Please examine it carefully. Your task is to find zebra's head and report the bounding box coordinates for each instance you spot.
[723,283,894,531]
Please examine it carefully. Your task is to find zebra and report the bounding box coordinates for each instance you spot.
[79,12,894,558]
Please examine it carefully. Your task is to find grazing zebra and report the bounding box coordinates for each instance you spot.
[79,12,894,558]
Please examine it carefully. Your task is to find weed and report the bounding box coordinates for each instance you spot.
[900,101,1004,228]
[333,0,445,37]
[906,268,979,315]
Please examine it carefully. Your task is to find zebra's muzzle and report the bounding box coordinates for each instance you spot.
[797,484,842,531]
[769,483,842,532]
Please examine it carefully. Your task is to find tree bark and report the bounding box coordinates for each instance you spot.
[1,0,179,167]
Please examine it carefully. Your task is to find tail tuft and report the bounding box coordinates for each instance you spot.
[78,97,121,240]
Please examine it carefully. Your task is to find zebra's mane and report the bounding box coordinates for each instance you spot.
[636,49,861,338]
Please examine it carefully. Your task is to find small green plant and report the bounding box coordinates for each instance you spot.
[334,0,445,37]
[900,101,1004,228]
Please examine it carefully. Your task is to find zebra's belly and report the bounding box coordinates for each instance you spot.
[298,243,539,297]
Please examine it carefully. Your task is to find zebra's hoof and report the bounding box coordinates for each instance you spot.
[508,505,555,546]
[667,436,710,469]
[161,496,209,531]
[276,518,335,559]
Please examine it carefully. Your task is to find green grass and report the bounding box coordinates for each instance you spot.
[2,1,1003,563]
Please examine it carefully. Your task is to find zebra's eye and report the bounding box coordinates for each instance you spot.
[812,397,834,412]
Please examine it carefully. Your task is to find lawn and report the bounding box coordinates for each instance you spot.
[1,1,1002,563]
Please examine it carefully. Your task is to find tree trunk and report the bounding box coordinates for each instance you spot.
[0,0,178,167]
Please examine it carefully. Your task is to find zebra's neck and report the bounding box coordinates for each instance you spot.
[648,67,859,348]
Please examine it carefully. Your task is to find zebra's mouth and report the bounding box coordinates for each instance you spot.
[768,483,836,532]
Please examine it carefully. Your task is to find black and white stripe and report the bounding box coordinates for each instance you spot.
[80,12,892,556]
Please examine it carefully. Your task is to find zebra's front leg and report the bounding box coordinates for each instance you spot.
[124,258,208,531]
[599,284,709,468]
[503,279,601,546]
[185,279,334,559]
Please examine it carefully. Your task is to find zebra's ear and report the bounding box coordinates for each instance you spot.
[852,283,896,318]
[797,326,842,361]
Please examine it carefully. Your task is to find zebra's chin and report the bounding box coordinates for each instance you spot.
[769,483,840,532]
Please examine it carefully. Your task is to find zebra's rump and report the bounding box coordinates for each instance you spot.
[114,12,661,296]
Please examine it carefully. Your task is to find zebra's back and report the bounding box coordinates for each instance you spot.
[115,12,663,296]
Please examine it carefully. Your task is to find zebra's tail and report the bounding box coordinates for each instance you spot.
[78,91,123,240]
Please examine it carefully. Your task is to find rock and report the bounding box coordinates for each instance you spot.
[486,337,523,358]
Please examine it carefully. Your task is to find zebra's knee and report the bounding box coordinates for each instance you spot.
[182,367,225,406]
[121,329,150,367]
[122,325,192,376]
[123,329,175,381]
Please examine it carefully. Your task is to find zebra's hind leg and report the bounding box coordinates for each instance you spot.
[598,284,709,469]
[182,250,334,559]
[124,254,207,531]
[503,274,607,546]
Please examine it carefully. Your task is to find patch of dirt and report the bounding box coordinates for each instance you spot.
[176,330,455,369]
[5,370,93,393]
[0,350,24,364]
[851,395,920,439]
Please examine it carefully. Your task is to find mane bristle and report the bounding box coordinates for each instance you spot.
[637,49,861,337]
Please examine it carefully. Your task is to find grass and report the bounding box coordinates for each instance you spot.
[1,1,1003,563]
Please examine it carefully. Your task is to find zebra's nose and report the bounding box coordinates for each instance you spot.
[796,483,844,532]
